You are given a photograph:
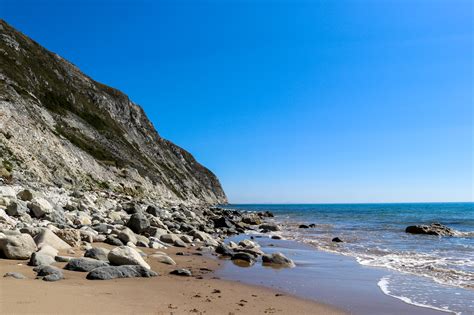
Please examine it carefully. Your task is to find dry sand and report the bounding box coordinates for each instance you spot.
[0,243,345,315]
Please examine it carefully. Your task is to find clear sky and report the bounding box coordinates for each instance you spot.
[2,0,473,203]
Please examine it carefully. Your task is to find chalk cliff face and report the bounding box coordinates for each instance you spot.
[0,19,227,205]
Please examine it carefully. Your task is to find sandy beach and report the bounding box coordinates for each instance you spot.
[0,243,345,315]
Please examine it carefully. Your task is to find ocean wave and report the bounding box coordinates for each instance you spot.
[277,223,474,290]
[377,276,459,315]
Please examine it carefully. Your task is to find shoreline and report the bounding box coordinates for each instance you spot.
[0,242,345,315]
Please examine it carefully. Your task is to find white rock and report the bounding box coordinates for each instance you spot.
[34,229,71,250]
[108,246,150,269]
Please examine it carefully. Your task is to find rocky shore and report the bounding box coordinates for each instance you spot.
[0,184,296,283]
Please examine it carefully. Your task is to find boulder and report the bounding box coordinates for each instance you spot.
[27,198,54,218]
[65,257,109,272]
[86,265,157,280]
[29,252,55,266]
[55,229,81,247]
[0,233,36,259]
[104,236,124,246]
[108,246,150,269]
[170,268,192,277]
[405,223,456,236]
[213,217,234,229]
[332,237,343,243]
[34,265,64,282]
[262,252,295,268]
[84,247,110,261]
[126,212,150,234]
[34,229,71,250]
[231,252,256,264]
[299,224,309,229]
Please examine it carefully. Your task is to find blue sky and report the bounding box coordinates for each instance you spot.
[2,0,472,203]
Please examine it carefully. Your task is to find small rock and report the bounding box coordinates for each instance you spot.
[4,272,26,279]
[298,224,309,229]
[332,237,343,243]
[150,254,176,265]
[17,189,33,201]
[170,268,192,276]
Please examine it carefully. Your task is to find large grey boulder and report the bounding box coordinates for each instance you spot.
[108,246,150,269]
[84,247,110,261]
[34,229,71,250]
[126,212,150,234]
[27,197,54,218]
[262,252,295,268]
[65,258,109,272]
[0,233,36,259]
[86,265,157,280]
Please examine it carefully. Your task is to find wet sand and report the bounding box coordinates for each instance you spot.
[0,243,345,315]
[218,235,449,315]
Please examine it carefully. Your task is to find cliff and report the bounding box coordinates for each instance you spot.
[0,19,227,205]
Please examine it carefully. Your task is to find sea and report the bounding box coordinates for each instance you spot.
[224,203,474,314]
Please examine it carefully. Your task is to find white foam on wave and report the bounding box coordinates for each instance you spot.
[377,276,460,315]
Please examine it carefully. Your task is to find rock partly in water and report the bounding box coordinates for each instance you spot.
[405,223,456,236]
[231,252,256,265]
[262,252,295,268]
[332,237,343,243]
[259,223,281,232]
[87,265,157,280]
[215,243,234,257]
